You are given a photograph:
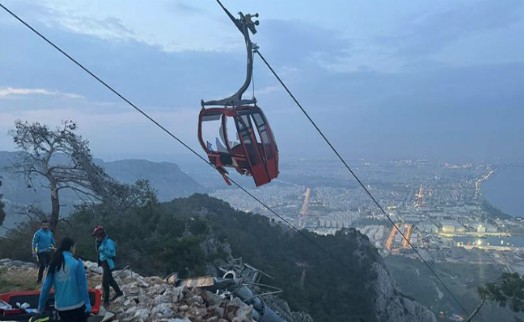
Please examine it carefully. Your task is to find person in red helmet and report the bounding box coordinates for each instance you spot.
[92,226,123,307]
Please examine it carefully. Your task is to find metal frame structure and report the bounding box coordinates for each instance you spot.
[198,1,279,186]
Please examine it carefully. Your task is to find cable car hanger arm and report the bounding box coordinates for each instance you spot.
[201,0,259,108]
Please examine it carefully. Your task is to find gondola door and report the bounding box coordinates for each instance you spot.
[250,109,279,181]
[234,112,271,186]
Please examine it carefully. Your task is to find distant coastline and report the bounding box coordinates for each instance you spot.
[481,165,524,218]
[475,168,494,200]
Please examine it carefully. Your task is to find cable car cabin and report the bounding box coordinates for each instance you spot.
[198,106,278,186]
[198,5,277,186]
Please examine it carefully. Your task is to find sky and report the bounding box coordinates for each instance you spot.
[0,0,523,164]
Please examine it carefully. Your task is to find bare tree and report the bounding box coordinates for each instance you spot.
[9,120,111,232]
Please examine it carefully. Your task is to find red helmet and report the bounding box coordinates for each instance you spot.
[92,225,105,237]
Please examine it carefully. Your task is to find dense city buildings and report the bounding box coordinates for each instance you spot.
[211,160,524,274]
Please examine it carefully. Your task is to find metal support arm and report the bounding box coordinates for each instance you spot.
[202,0,260,107]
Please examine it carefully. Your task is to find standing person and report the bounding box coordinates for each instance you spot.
[92,226,123,307]
[37,237,91,322]
[32,219,56,283]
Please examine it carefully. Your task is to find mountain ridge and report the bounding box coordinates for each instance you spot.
[0,150,206,229]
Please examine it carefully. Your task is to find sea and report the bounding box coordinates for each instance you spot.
[458,165,524,248]
[454,236,524,248]
[481,165,524,218]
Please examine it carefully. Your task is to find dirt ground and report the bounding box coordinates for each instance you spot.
[0,266,102,293]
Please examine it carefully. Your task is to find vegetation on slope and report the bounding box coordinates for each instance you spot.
[0,194,381,322]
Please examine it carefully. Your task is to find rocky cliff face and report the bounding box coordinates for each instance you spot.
[177,194,437,321]
[374,261,436,322]
[340,229,436,322]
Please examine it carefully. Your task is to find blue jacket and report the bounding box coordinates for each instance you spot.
[97,237,116,270]
[32,229,56,254]
[38,251,91,313]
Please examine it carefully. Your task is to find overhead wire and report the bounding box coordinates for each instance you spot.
[0,2,470,317]
[0,3,207,167]
[0,1,405,311]
[255,49,470,315]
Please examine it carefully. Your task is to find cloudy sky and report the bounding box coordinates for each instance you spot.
[0,0,523,164]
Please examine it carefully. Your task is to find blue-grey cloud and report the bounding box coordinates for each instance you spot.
[54,15,135,41]
[381,0,524,57]
[166,1,205,15]
[257,19,352,66]
[0,18,250,107]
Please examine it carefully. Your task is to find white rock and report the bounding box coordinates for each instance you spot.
[125,306,137,314]
[84,261,103,274]
[151,303,174,317]
[133,308,150,320]
[153,294,171,306]
[0,259,36,269]
[233,304,253,322]
[172,286,186,302]
[187,295,203,306]
[101,311,116,322]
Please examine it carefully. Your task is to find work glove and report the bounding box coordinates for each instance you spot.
[29,313,51,322]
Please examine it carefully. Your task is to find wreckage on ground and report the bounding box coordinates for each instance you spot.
[167,260,300,322]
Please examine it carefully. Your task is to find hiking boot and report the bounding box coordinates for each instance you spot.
[110,291,124,301]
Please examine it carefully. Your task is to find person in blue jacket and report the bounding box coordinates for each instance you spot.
[32,219,56,283]
[37,237,91,322]
[92,226,123,307]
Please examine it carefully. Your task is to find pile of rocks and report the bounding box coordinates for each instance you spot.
[1,259,256,322]
[0,258,36,270]
[93,264,255,322]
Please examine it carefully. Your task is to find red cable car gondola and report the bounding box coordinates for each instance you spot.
[198,2,278,186]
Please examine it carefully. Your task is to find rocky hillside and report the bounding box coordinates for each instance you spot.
[306,228,437,322]
[370,253,436,321]
[1,193,437,321]
[159,195,437,322]
[1,259,271,322]
[0,247,435,322]
[0,255,434,322]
